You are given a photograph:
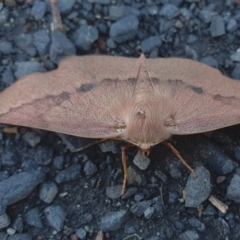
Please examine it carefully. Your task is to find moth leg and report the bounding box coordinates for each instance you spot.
[162,141,197,177]
[121,143,134,195]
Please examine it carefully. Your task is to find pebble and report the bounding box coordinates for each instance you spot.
[234,146,240,161]
[106,185,122,199]
[7,233,32,240]
[2,67,15,85]
[12,215,23,233]
[53,155,64,170]
[180,230,199,240]
[83,160,97,176]
[106,38,117,48]
[130,200,152,217]
[22,131,41,147]
[0,170,46,205]
[33,30,51,56]
[39,181,58,203]
[57,0,76,13]
[0,8,9,25]
[144,206,154,219]
[133,150,150,170]
[1,147,20,167]
[210,16,226,37]
[14,61,46,79]
[188,217,205,232]
[127,166,146,186]
[76,228,87,239]
[25,207,43,228]
[141,36,162,53]
[35,146,53,165]
[55,164,81,183]
[200,56,218,68]
[110,15,139,43]
[109,5,125,20]
[101,210,128,231]
[31,0,46,20]
[98,140,118,154]
[15,33,36,57]
[159,4,180,19]
[226,18,238,32]
[44,205,66,231]
[50,30,76,64]
[227,172,240,203]
[0,40,13,54]
[0,213,10,228]
[72,25,99,51]
[185,166,211,208]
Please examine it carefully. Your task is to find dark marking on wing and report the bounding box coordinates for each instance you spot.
[213,94,238,106]
[46,91,70,106]
[77,83,95,93]
[167,79,184,86]
[188,86,204,94]
[127,78,137,85]
[152,77,160,84]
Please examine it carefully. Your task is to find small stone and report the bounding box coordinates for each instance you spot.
[0,40,12,54]
[180,230,199,240]
[72,25,99,51]
[110,15,139,43]
[12,215,23,233]
[106,185,122,199]
[76,228,87,239]
[33,30,51,56]
[22,131,41,147]
[200,56,218,68]
[101,210,128,231]
[50,30,76,64]
[144,207,154,219]
[25,207,43,228]
[227,173,240,203]
[39,181,58,203]
[130,200,152,217]
[84,160,97,176]
[133,150,150,170]
[185,166,211,207]
[127,166,146,186]
[2,67,15,85]
[98,140,118,154]
[0,8,9,25]
[15,33,36,57]
[141,36,162,53]
[0,213,10,228]
[1,147,20,167]
[226,18,238,32]
[53,155,64,170]
[159,4,180,19]
[57,0,76,13]
[234,146,240,161]
[106,38,116,49]
[109,5,125,20]
[14,61,45,79]
[55,164,81,183]
[31,0,46,20]
[210,15,225,37]
[44,205,66,231]
[35,146,53,165]
[188,217,205,232]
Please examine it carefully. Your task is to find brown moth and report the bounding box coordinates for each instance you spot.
[0,54,240,191]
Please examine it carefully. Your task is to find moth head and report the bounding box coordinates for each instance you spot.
[122,102,174,150]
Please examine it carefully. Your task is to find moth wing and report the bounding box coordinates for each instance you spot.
[0,55,139,138]
[146,58,240,134]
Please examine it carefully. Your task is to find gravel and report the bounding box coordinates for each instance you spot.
[0,1,240,239]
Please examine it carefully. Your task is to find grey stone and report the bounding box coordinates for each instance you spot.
[8,233,32,240]
[44,205,66,231]
[98,140,118,154]
[101,210,128,231]
[1,147,20,167]
[84,160,97,176]
[127,166,146,186]
[0,171,46,205]
[50,30,76,64]
[147,5,159,15]
[110,16,139,43]
[231,64,240,79]
[12,215,23,233]
[230,49,240,62]
[0,8,9,25]
[76,228,87,239]
[0,213,10,228]
[159,18,174,33]
[53,155,64,170]
[226,18,238,32]
[198,4,215,24]
[144,207,154,219]
[159,4,180,19]
[188,217,206,232]
[72,25,99,51]
[22,131,41,147]
[39,181,58,203]
[106,185,122,199]
[180,230,199,240]
[57,0,76,13]
[0,232,8,240]
[26,207,43,228]
[31,0,46,20]
[130,200,152,217]
[55,164,81,183]
[35,146,53,165]
[2,67,15,85]
[185,166,211,207]
[87,0,110,4]
[210,16,225,37]
[141,36,162,53]
[227,173,240,203]
[133,150,150,170]
[15,33,36,57]
[106,38,116,48]
[0,40,12,54]
[200,56,218,68]
[33,30,51,56]
[109,5,125,20]
[14,61,45,79]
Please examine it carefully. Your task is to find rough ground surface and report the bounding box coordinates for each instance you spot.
[0,0,240,240]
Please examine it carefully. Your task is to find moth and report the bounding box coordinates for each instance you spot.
[0,54,240,193]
